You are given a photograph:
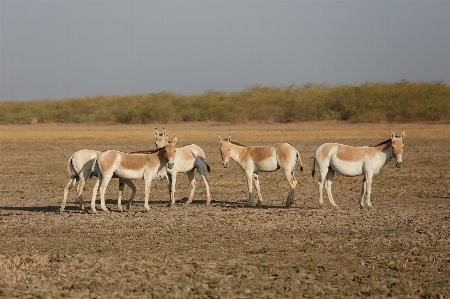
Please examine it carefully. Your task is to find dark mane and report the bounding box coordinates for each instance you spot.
[373,139,391,147]
[129,147,164,154]
[230,141,246,147]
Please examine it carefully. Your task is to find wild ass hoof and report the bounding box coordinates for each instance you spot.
[205,201,211,207]
[256,201,262,208]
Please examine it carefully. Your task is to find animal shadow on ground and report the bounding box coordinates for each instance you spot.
[0,205,59,213]
[0,199,317,214]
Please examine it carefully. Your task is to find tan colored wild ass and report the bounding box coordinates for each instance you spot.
[91,142,175,213]
[60,128,168,213]
[165,137,211,207]
[217,134,303,207]
[312,130,405,208]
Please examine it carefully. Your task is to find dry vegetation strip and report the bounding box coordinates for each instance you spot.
[1,122,449,143]
[1,81,450,124]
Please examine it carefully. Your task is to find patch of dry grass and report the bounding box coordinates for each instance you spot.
[1,122,449,143]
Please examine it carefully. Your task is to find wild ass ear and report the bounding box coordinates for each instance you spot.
[154,128,159,138]
[390,131,396,140]
[162,128,167,137]
[400,130,405,140]
[172,136,178,145]
[227,134,231,143]
[217,134,223,143]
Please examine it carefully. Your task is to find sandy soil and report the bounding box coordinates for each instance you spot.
[0,122,449,298]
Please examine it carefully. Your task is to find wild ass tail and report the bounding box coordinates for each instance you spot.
[89,153,101,179]
[68,156,80,181]
[206,161,211,173]
[296,150,304,172]
[311,156,316,178]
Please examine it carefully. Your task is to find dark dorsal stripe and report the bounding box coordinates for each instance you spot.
[373,139,391,147]
[129,147,165,154]
[230,141,246,147]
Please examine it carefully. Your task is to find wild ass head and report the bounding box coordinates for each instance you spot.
[390,130,405,168]
[154,128,168,149]
[164,136,177,169]
[217,134,232,168]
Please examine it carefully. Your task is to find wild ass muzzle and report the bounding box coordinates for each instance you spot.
[311,130,405,208]
[91,143,174,213]
[164,136,212,207]
[217,134,303,207]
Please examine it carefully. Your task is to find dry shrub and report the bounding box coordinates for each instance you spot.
[1,81,449,124]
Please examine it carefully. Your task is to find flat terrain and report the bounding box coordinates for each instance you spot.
[0,122,449,298]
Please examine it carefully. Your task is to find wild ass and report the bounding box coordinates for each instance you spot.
[60,128,168,213]
[217,134,303,207]
[91,142,174,213]
[165,137,212,207]
[312,130,405,208]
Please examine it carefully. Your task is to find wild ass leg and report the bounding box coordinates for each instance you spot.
[123,179,137,212]
[245,171,254,206]
[359,176,367,209]
[252,173,263,207]
[117,179,136,212]
[200,172,211,206]
[365,172,374,208]
[117,179,125,212]
[317,167,328,206]
[284,169,297,207]
[143,178,152,212]
[167,172,177,208]
[185,169,196,204]
[197,163,212,206]
[90,179,100,213]
[61,177,77,213]
[99,175,112,212]
[325,168,338,207]
[76,168,92,212]
[75,176,88,212]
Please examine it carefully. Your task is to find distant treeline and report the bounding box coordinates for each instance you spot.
[1,81,449,124]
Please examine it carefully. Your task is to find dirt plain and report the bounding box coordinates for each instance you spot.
[0,122,449,298]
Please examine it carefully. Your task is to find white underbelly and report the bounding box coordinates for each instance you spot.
[173,159,195,173]
[254,157,278,172]
[114,168,144,180]
[330,159,363,177]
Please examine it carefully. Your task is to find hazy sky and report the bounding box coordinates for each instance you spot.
[1,0,449,101]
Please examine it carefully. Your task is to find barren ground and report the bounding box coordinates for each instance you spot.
[0,122,449,298]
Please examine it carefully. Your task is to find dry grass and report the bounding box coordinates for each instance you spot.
[1,121,449,143]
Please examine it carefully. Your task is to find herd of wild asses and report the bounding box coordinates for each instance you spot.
[61,128,405,213]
